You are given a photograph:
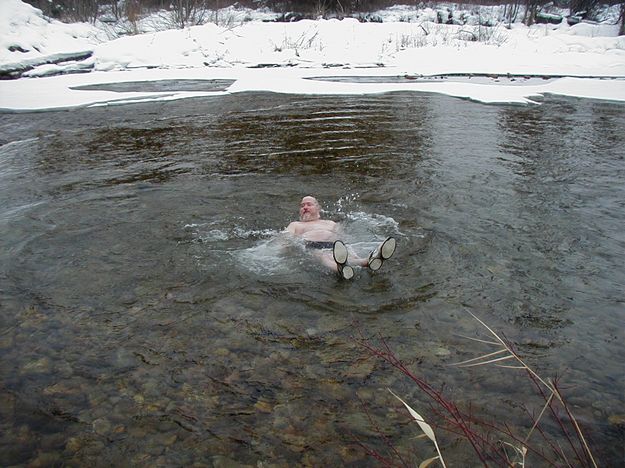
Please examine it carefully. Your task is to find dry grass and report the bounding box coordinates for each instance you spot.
[357,309,598,467]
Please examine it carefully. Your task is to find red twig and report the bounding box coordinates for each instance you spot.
[355,393,411,467]
[356,331,497,466]
[354,325,597,467]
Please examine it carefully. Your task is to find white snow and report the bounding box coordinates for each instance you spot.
[0,0,103,66]
[0,0,624,110]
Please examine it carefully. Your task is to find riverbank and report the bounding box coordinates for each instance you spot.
[1,0,624,109]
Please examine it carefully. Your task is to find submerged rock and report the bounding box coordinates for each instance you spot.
[28,451,62,467]
[65,436,83,453]
[608,414,625,427]
[92,417,111,435]
[254,398,273,413]
[21,357,51,374]
[212,455,253,468]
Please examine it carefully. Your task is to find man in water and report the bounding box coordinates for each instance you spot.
[285,196,396,279]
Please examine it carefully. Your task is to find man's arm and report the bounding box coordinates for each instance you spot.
[285,222,298,235]
[274,222,299,251]
[330,220,343,236]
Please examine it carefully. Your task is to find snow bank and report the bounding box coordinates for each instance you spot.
[88,17,625,73]
[0,0,624,110]
[0,0,103,67]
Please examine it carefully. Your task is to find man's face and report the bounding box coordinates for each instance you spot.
[299,197,320,222]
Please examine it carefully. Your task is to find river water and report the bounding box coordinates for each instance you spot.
[0,90,623,466]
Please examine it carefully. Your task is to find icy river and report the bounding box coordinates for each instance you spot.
[0,90,623,465]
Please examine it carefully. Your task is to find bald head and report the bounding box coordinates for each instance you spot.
[299,196,321,222]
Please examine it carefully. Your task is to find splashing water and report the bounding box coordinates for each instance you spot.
[334,192,361,216]
[194,210,405,275]
[234,236,295,275]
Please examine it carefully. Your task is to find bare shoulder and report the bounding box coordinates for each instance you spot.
[286,221,306,234]
[320,219,338,229]
[286,219,338,235]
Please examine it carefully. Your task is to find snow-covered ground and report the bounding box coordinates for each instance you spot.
[1,0,624,110]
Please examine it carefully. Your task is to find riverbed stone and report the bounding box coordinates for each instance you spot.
[18,305,46,326]
[128,425,149,438]
[280,432,308,453]
[355,387,375,401]
[55,359,74,377]
[15,424,34,444]
[345,357,376,379]
[305,327,319,337]
[254,398,273,413]
[40,432,66,450]
[43,381,74,395]
[65,436,83,453]
[608,414,625,427]
[212,455,252,467]
[318,378,349,400]
[214,347,230,357]
[81,440,106,457]
[77,409,93,424]
[120,292,137,305]
[156,432,178,446]
[145,441,165,456]
[0,334,13,349]
[92,417,112,435]
[342,412,380,437]
[115,348,137,367]
[109,394,122,405]
[29,451,62,467]
[113,397,135,414]
[339,443,366,464]
[21,357,51,374]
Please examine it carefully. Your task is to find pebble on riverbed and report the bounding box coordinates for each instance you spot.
[608,414,625,427]
[21,357,51,374]
[27,451,62,467]
[92,417,112,435]
[65,436,83,453]
[433,346,451,357]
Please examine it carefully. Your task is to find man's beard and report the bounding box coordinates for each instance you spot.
[300,212,317,222]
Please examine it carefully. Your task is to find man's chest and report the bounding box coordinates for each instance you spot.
[296,220,334,233]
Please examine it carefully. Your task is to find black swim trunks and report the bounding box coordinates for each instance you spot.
[305,241,335,250]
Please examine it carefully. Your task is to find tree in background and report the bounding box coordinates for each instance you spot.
[169,0,209,27]
[502,0,522,26]
[28,0,100,22]
[570,0,600,16]
[19,0,625,31]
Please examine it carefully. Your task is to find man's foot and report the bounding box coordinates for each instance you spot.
[368,237,396,271]
[333,240,354,280]
[339,264,354,280]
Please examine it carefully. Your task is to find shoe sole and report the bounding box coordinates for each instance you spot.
[340,265,354,280]
[333,240,348,265]
[380,237,396,259]
[368,257,383,271]
[368,237,396,271]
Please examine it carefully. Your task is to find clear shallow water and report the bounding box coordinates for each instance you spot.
[0,92,624,465]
